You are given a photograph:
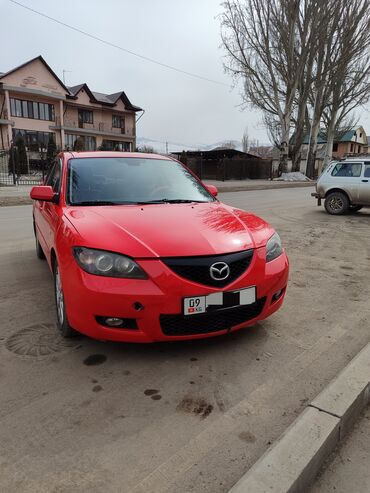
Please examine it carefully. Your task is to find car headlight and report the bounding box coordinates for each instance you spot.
[266,233,283,262]
[73,247,147,279]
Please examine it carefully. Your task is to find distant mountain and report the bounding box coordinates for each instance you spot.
[136,137,245,154]
[135,137,273,155]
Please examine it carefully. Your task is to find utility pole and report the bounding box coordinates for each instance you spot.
[165,141,168,154]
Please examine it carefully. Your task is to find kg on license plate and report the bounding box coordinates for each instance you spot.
[183,287,256,316]
[183,296,206,315]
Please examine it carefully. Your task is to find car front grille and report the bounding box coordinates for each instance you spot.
[160,297,266,336]
[161,249,254,288]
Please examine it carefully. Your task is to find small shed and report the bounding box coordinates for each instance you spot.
[171,148,272,181]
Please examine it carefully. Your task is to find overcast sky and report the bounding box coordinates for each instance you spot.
[0,0,269,152]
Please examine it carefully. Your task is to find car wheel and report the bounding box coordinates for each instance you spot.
[349,205,363,213]
[324,192,350,215]
[34,225,46,260]
[53,260,76,338]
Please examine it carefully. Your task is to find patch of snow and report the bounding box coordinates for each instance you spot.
[274,172,312,182]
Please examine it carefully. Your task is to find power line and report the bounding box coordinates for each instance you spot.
[138,137,208,149]
[8,0,229,87]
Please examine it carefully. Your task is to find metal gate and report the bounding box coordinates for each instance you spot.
[0,150,52,186]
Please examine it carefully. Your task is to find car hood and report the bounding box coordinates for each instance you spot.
[64,202,274,258]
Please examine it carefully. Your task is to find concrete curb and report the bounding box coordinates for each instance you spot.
[216,182,315,193]
[228,341,370,493]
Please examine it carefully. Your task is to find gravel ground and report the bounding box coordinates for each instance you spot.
[0,188,370,493]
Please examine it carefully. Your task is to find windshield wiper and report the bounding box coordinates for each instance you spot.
[136,199,207,204]
[71,200,132,206]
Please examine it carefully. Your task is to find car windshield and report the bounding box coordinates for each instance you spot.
[67,157,215,205]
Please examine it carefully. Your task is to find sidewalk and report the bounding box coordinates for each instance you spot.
[0,180,315,206]
[228,342,370,493]
[310,406,370,493]
[0,185,32,206]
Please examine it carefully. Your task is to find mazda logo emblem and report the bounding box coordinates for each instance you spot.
[209,262,230,281]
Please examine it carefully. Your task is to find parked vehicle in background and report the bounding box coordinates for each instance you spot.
[312,157,370,214]
[30,151,289,343]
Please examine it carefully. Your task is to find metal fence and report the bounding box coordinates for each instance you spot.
[187,157,273,181]
[0,150,52,186]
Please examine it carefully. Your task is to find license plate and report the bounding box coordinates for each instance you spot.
[183,296,207,315]
[183,287,256,316]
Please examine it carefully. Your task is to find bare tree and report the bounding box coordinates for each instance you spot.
[241,127,249,152]
[221,0,322,173]
[303,0,370,177]
[320,0,370,169]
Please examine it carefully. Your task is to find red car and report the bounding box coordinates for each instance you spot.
[31,152,288,342]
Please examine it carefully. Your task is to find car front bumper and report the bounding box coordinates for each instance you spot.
[61,247,289,342]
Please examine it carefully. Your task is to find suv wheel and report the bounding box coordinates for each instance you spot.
[324,191,350,215]
[53,260,77,338]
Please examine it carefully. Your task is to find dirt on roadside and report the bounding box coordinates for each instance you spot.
[0,196,32,207]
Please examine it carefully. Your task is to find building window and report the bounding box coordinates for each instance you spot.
[78,110,93,125]
[350,143,354,152]
[85,136,96,151]
[65,133,77,150]
[13,129,54,150]
[65,134,96,151]
[10,98,54,121]
[332,143,338,152]
[112,115,125,129]
[102,140,131,151]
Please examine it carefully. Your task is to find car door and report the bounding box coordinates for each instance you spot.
[34,162,57,253]
[35,160,62,256]
[358,162,370,205]
[330,161,363,202]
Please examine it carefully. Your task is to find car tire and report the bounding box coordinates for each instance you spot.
[34,225,46,260]
[324,192,350,215]
[349,205,363,213]
[53,260,77,338]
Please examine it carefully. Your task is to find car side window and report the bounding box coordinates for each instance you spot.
[331,163,362,177]
[364,164,370,178]
[46,160,62,193]
[45,163,56,186]
[51,162,61,193]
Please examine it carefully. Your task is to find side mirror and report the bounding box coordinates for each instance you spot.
[30,186,56,202]
[205,184,218,197]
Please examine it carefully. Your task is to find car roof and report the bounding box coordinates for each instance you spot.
[339,156,370,161]
[59,151,174,161]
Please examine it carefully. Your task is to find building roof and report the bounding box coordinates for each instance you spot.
[172,148,262,159]
[0,55,143,112]
[0,55,70,92]
[301,126,366,144]
[67,84,142,112]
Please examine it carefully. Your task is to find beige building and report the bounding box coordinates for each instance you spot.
[0,55,142,152]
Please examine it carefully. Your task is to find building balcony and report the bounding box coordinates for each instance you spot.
[50,117,135,139]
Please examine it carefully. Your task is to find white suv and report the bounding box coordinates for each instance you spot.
[312,158,370,214]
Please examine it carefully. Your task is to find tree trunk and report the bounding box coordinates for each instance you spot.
[322,110,338,170]
[291,104,309,172]
[278,115,291,175]
[306,117,321,179]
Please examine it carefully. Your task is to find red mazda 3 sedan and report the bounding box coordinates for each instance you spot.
[31,152,289,342]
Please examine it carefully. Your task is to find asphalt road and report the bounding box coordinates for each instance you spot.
[1,187,370,493]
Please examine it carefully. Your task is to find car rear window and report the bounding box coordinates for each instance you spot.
[331,162,362,177]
